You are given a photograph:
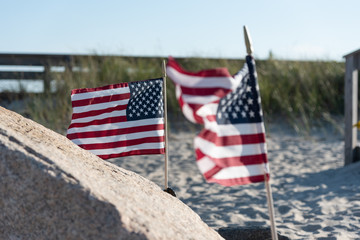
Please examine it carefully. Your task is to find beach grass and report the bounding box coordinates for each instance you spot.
[16,56,344,134]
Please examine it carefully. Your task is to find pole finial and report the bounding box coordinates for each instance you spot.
[243,26,254,55]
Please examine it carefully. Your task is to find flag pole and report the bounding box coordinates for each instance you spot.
[162,59,169,190]
[244,25,278,240]
[264,170,278,240]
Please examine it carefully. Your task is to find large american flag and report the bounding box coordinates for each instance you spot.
[66,78,165,160]
[167,56,269,186]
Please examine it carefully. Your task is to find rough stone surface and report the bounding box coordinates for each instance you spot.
[218,227,289,240]
[0,107,222,240]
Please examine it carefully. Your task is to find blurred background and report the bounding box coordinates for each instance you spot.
[0,0,358,134]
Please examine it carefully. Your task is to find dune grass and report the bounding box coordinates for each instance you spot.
[20,55,344,134]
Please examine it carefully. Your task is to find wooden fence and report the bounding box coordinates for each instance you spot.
[0,54,77,93]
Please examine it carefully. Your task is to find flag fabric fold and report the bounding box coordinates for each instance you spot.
[67,78,165,160]
[167,56,269,186]
[166,57,239,124]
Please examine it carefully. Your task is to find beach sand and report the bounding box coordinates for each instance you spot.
[109,122,360,239]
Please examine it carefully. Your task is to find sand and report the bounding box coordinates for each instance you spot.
[110,122,360,239]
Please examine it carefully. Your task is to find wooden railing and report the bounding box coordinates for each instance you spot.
[0,54,72,93]
[0,53,103,93]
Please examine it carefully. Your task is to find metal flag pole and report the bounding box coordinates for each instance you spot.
[243,25,278,240]
[162,59,169,190]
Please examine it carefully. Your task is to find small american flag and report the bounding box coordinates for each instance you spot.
[168,56,269,186]
[66,78,165,159]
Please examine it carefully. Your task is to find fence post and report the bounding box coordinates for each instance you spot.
[44,64,51,94]
[344,53,359,165]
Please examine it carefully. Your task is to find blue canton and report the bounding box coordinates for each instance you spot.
[127,78,164,121]
[216,56,263,125]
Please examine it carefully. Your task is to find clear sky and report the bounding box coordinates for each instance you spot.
[1,0,359,61]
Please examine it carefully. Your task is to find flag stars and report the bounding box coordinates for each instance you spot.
[127,79,164,121]
[214,64,263,125]
[249,111,255,118]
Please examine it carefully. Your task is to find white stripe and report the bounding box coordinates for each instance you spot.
[88,142,165,155]
[72,99,129,114]
[67,118,164,134]
[197,156,216,173]
[71,130,165,145]
[182,104,196,123]
[175,84,182,99]
[196,102,218,118]
[211,163,269,180]
[194,136,266,158]
[70,109,126,123]
[176,85,196,123]
[182,94,220,105]
[167,66,236,89]
[71,87,130,101]
[204,122,265,136]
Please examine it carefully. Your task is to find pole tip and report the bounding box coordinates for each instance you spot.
[243,26,254,55]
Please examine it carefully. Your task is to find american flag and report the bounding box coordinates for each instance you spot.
[66,78,165,160]
[166,56,238,124]
[168,56,269,186]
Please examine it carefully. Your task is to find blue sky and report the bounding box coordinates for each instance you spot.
[1,1,359,61]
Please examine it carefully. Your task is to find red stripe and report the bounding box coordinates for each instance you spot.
[206,115,217,122]
[187,102,205,123]
[67,124,164,140]
[72,92,130,107]
[68,116,127,129]
[71,104,128,120]
[178,94,204,124]
[167,56,232,77]
[180,85,230,97]
[202,165,222,179]
[207,174,268,186]
[99,148,165,160]
[193,113,204,125]
[71,82,129,95]
[78,136,164,150]
[195,148,268,168]
[198,129,266,146]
